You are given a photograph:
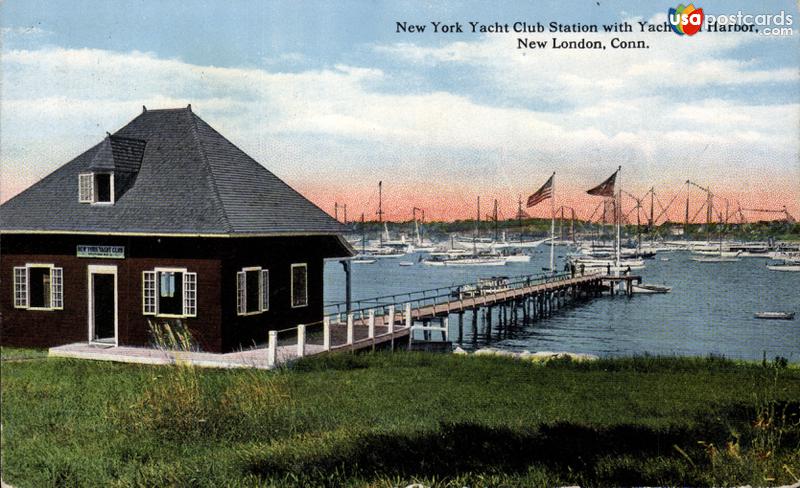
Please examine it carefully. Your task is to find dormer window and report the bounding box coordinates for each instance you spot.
[78,172,114,204]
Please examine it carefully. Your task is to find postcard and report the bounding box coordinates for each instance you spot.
[1,1,798,486]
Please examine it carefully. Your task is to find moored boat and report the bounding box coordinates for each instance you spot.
[423,256,507,266]
[691,256,741,263]
[766,263,800,272]
[754,311,795,320]
[631,284,671,294]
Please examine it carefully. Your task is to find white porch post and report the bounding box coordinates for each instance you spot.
[368,309,375,339]
[297,324,306,358]
[387,305,395,334]
[267,330,277,367]
[346,312,354,345]
[323,316,331,351]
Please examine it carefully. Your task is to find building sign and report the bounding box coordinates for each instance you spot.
[76,245,125,259]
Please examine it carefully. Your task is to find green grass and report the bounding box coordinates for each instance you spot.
[0,346,48,361]
[2,351,799,487]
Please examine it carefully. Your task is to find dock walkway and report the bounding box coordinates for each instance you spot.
[50,271,637,369]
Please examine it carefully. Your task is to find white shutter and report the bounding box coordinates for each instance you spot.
[260,269,269,312]
[13,267,28,308]
[236,271,246,315]
[183,272,197,317]
[78,173,94,203]
[142,271,157,315]
[51,267,64,309]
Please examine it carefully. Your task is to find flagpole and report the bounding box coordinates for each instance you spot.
[550,172,556,273]
[615,166,622,274]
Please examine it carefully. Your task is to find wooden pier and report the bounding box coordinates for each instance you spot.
[315,271,641,358]
[50,271,641,369]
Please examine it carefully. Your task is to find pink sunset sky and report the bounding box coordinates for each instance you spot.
[2,3,798,224]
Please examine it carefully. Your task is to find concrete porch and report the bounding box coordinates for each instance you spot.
[48,342,324,369]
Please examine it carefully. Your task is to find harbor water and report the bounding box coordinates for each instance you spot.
[325,249,800,362]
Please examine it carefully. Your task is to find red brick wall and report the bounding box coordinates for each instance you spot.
[1,236,223,352]
[1,234,349,353]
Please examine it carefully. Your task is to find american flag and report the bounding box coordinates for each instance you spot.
[527,174,554,208]
[587,169,618,197]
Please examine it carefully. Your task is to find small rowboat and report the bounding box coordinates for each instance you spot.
[754,312,795,320]
[692,256,740,263]
[631,284,671,294]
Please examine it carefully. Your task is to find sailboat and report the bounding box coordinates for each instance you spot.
[423,197,507,266]
[364,182,407,258]
[351,212,377,264]
[691,224,741,262]
[411,215,437,252]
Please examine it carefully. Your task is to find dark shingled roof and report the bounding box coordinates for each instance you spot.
[0,107,346,236]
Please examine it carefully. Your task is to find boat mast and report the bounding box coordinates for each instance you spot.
[474,196,480,256]
[493,199,499,242]
[615,166,621,271]
[550,172,556,273]
[377,181,383,248]
[570,208,576,243]
[649,187,655,245]
[517,196,523,243]
[685,180,690,240]
[360,212,366,254]
[636,197,641,252]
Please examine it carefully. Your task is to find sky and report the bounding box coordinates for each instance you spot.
[2,0,799,223]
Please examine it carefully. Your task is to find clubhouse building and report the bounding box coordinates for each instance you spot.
[0,106,353,353]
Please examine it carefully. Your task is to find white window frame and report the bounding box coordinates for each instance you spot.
[236,266,269,316]
[142,271,157,315]
[78,173,94,203]
[290,263,308,309]
[78,171,115,205]
[13,263,63,311]
[141,267,196,318]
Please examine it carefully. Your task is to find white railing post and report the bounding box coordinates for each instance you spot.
[368,309,375,339]
[405,303,412,328]
[346,312,354,345]
[267,330,277,367]
[323,316,331,351]
[297,324,306,358]
[387,305,395,334]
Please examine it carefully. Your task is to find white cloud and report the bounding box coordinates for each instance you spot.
[1,41,797,211]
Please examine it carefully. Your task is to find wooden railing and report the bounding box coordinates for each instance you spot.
[262,270,602,367]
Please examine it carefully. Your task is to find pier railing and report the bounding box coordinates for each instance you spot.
[261,270,601,368]
[324,271,579,318]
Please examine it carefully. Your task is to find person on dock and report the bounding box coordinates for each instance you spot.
[580,264,585,276]
[626,265,631,276]
[606,263,611,275]
[570,263,576,278]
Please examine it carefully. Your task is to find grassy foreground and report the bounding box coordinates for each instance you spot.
[1,350,799,487]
